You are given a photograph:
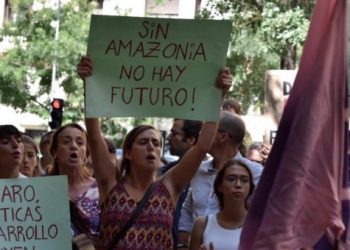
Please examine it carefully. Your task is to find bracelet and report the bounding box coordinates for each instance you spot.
[176,243,189,249]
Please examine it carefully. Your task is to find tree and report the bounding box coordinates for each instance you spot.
[0,0,156,139]
[0,0,94,121]
[198,0,315,113]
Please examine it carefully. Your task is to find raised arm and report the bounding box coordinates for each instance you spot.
[77,56,117,202]
[162,68,232,202]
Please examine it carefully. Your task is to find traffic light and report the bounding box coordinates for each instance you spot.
[49,98,64,129]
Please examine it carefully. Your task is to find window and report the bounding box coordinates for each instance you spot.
[145,0,179,17]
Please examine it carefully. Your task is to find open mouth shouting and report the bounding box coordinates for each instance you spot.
[69,152,79,162]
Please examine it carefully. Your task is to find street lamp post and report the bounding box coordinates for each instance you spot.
[49,0,64,129]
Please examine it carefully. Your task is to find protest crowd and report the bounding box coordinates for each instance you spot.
[2,0,348,248]
[0,52,269,249]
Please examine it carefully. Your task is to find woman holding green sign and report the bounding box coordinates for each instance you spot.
[77,55,232,250]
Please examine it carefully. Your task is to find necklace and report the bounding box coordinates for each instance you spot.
[216,213,244,230]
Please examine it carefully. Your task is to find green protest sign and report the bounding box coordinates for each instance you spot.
[0,176,71,250]
[86,15,232,121]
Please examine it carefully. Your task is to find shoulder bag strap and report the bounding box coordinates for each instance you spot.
[108,182,155,250]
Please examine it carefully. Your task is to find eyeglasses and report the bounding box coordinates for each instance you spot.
[224,175,250,184]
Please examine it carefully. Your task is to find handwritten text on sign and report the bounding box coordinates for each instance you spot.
[86,16,231,121]
[0,176,71,250]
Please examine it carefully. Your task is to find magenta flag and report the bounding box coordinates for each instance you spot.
[239,0,350,249]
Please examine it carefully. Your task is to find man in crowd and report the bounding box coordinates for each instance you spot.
[159,119,203,248]
[246,142,264,165]
[177,111,263,248]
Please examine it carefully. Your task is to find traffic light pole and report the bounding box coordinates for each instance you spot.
[50,0,60,99]
[49,0,63,129]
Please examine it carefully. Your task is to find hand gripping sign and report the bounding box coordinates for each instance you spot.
[86,15,232,122]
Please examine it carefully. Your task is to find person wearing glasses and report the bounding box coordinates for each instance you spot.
[159,119,203,247]
[189,159,255,250]
[177,111,263,249]
[77,55,232,250]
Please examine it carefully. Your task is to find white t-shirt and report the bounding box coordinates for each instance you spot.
[18,173,27,179]
[203,214,242,250]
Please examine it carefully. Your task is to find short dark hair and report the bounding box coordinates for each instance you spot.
[0,125,22,140]
[222,98,241,114]
[218,111,246,145]
[177,119,203,144]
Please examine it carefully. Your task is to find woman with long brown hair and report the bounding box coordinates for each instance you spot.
[78,55,232,250]
[189,159,255,250]
[50,123,100,245]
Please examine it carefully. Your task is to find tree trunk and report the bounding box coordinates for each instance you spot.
[195,0,202,14]
[280,45,297,69]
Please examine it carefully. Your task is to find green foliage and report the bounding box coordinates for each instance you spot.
[0,0,95,121]
[261,3,309,54]
[0,0,155,140]
[100,118,128,147]
[198,0,315,113]
[0,0,316,138]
